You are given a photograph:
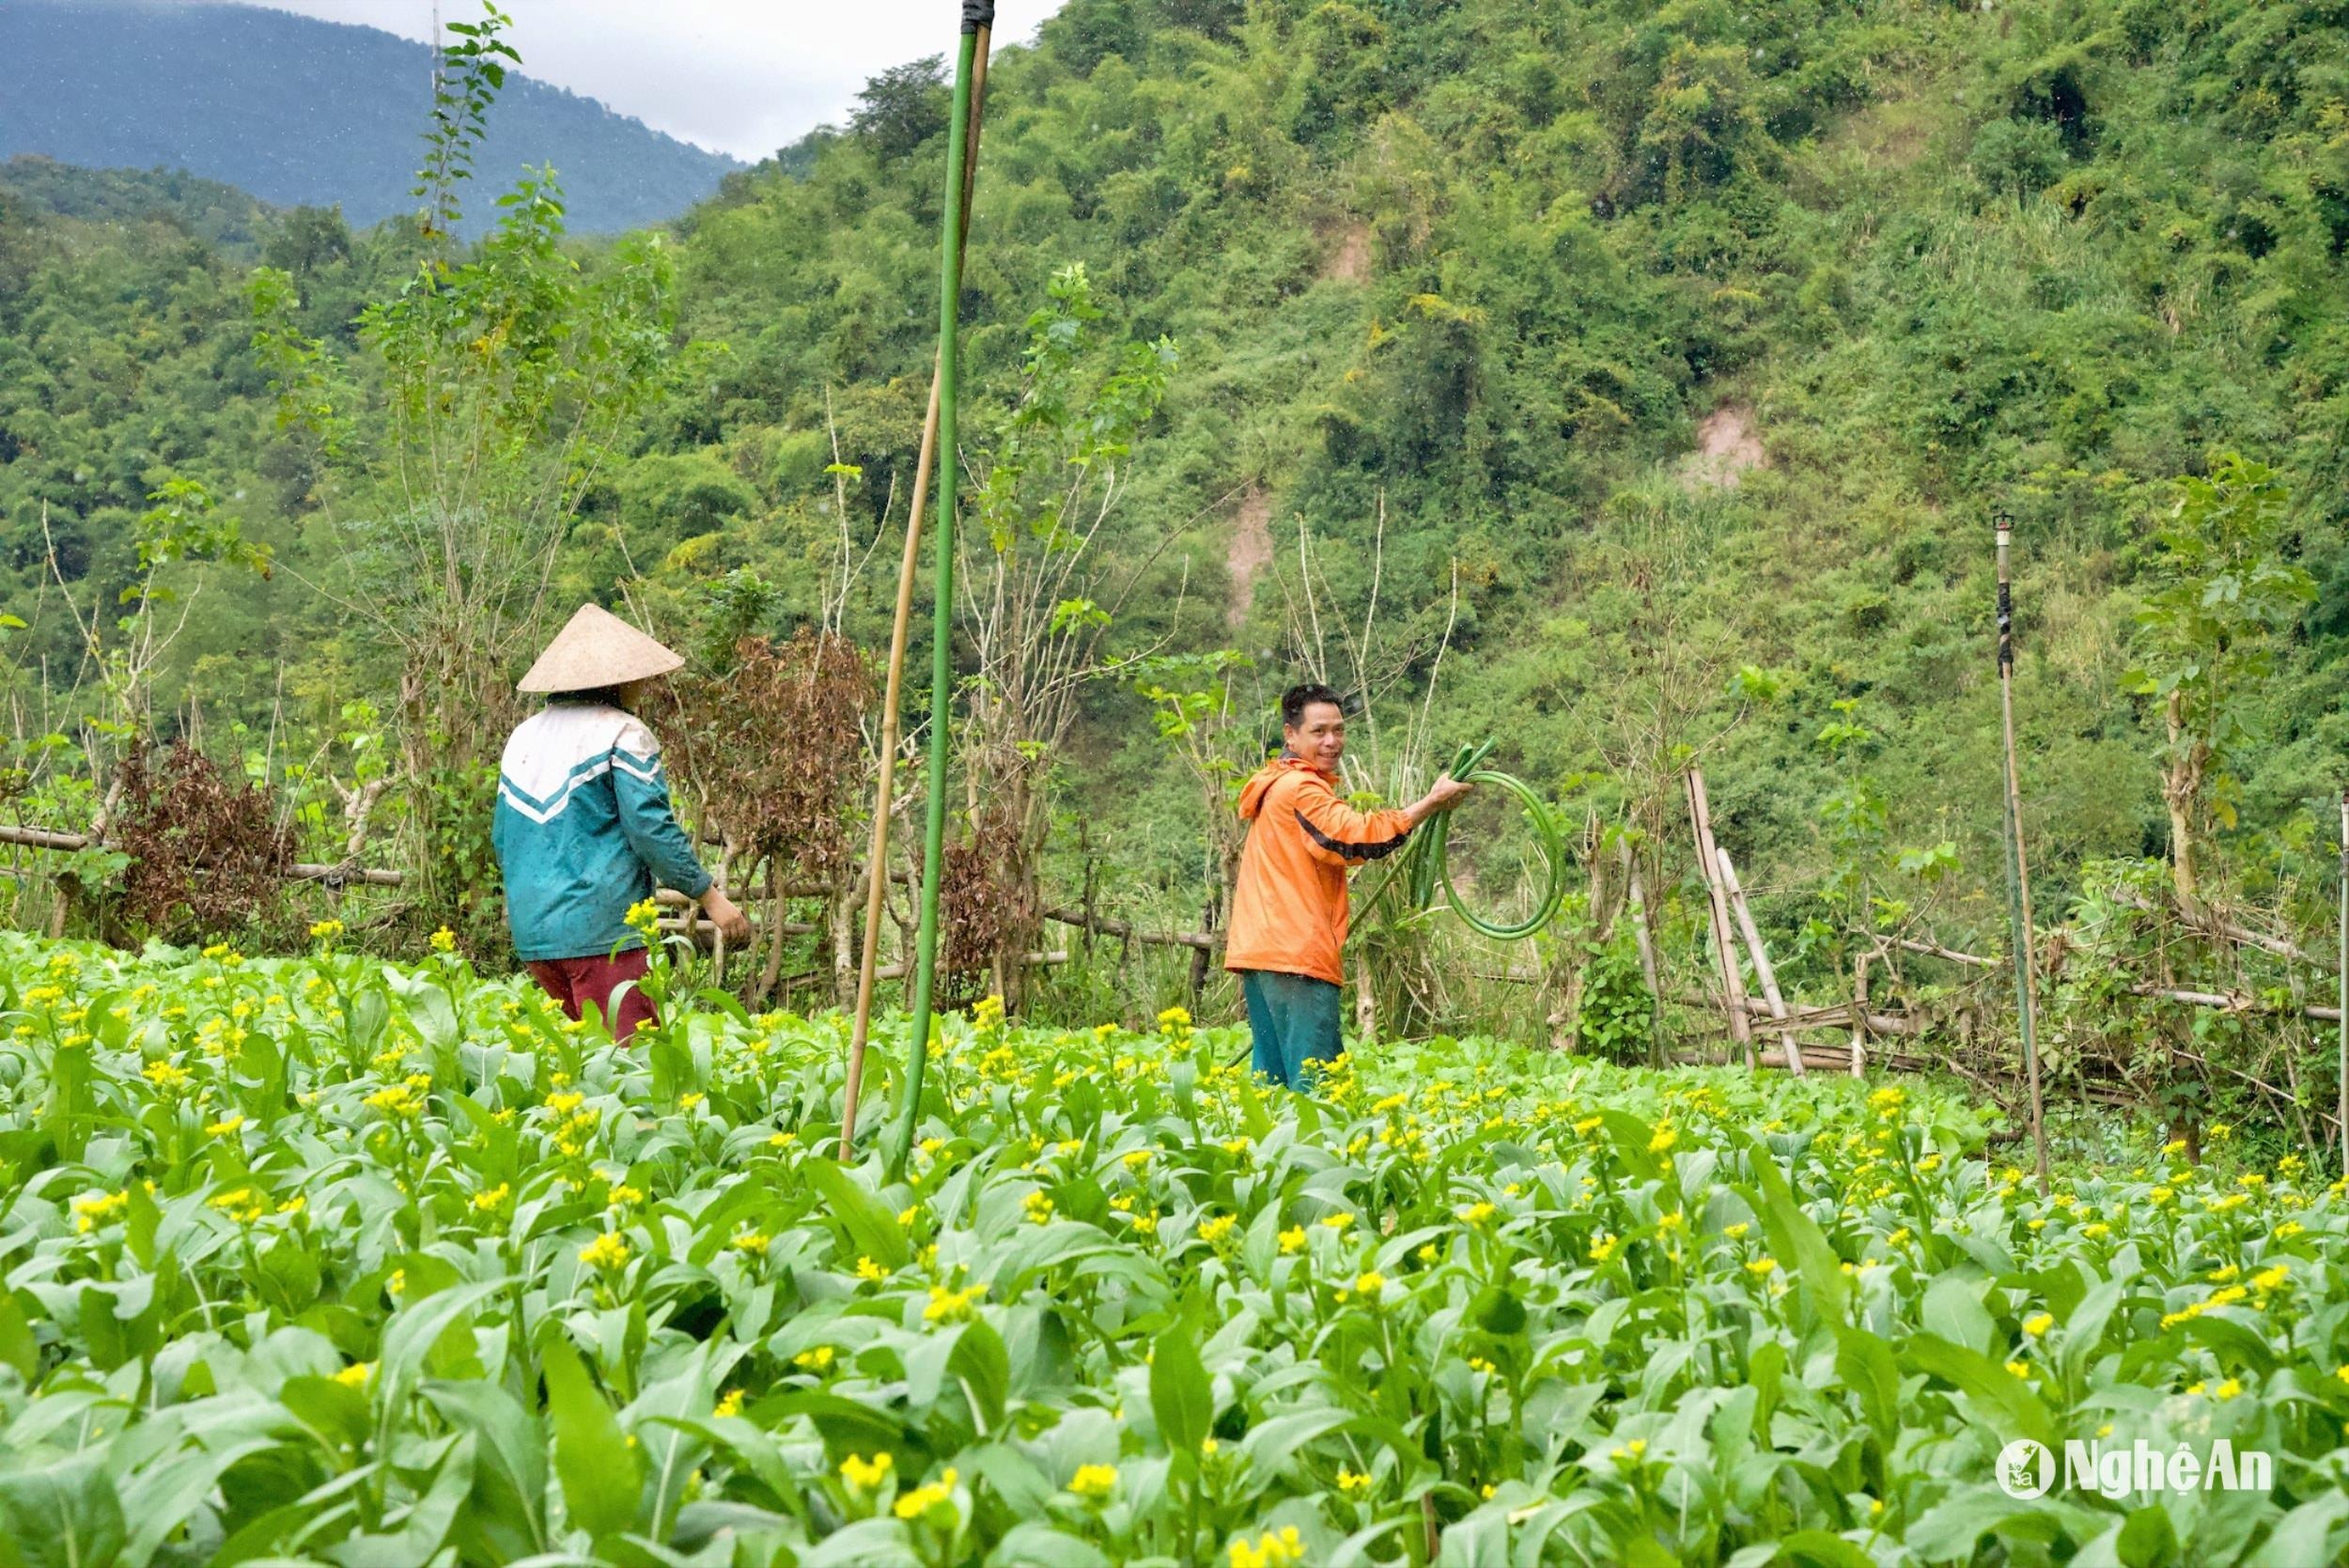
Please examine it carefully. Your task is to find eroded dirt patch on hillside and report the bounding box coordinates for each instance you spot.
[1227,485,1272,629]
[1321,221,1371,285]
[1679,402,1767,489]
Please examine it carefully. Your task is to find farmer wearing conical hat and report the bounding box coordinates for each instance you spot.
[492,603,751,1035]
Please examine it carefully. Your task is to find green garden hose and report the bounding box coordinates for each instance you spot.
[1403,739,1568,941]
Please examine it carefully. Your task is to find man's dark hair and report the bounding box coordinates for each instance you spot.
[1281,682,1346,728]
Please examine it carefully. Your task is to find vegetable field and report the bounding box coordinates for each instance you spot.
[2,934,2347,1567]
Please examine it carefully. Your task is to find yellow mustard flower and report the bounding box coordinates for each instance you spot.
[893,1468,958,1521]
[579,1232,631,1272]
[840,1452,893,1490]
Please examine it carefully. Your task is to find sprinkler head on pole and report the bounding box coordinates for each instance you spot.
[1994,511,2013,536]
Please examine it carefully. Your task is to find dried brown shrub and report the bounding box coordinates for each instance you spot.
[660,630,872,880]
[111,740,295,940]
[939,799,1037,1005]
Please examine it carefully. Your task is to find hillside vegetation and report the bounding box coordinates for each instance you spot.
[0,0,2343,1135]
[670,0,2349,1005]
[668,0,2349,885]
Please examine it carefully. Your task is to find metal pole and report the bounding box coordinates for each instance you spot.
[1996,515,2050,1195]
[837,21,991,1163]
[888,6,988,1180]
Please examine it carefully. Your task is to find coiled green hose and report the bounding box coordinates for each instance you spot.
[1404,739,1568,940]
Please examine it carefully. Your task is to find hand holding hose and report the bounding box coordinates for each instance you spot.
[1406,773,1475,825]
[1397,739,1568,940]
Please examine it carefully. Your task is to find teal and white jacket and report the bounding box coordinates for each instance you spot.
[492,699,711,962]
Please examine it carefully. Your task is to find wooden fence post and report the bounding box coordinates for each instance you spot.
[1850,950,1870,1079]
[1995,514,2051,1195]
[1686,769,1753,1069]
[1626,861,1665,1065]
[1716,845,1804,1077]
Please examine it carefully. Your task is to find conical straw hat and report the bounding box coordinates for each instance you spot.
[517,603,685,693]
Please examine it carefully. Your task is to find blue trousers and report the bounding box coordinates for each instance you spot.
[1239,970,1344,1090]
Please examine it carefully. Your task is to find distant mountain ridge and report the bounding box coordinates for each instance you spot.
[0,0,743,235]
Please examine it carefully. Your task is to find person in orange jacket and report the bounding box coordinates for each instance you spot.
[1224,682,1471,1088]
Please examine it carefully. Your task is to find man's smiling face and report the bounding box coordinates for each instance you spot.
[1283,700,1346,772]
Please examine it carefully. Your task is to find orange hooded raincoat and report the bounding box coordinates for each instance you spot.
[1224,755,1416,986]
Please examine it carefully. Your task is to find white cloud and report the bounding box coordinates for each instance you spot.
[208,0,1066,162]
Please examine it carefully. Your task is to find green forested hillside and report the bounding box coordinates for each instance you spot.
[0,157,276,256]
[0,0,2345,1035]
[0,159,430,724]
[0,0,741,235]
[658,0,2349,954]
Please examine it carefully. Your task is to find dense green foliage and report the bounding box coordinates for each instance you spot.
[5,932,2348,1563]
[11,9,2349,1553]
[0,0,739,235]
[0,0,2343,1099]
[659,0,2349,938]
[0,162,427,727]
[0,160,273,258]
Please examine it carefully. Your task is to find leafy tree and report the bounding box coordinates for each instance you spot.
[246,5,682,926]
[1970,116,2068,203]
[850,56,949,163]
[260,205,355,277]
[47,478,271,827]
[1812,697,1888,970]
[956,263,1176,1002]
[1132,647,1259,908]
[2127,456,2316,913]
[414,3,521,245]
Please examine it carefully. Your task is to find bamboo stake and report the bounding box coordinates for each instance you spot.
[2127,984,2341,1020]
[0,823,409,886]
[1685,769,1754,1069]
[0,825,100,852]
[1717,846,1803,1076]
[1626,865,1664,1065]
[2104,887,2331,969]
[1996,514,2050,1195]
[838,23,991,1163]
[2338,790,2346,1173]
[1676,991,1923,1034]
[1042,906,1216,952]
[1850,950,1869,1079]
[1892,935,2000,969]
[708,840,732,984]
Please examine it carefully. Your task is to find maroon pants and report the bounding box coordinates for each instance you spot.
[526,949,657,1037]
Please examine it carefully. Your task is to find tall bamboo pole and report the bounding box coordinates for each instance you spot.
[1996,515,2050,1195]
[887,6,989,1181]
[835,21,992,1164]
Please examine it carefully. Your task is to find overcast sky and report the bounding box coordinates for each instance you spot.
[212,1,1067,163]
